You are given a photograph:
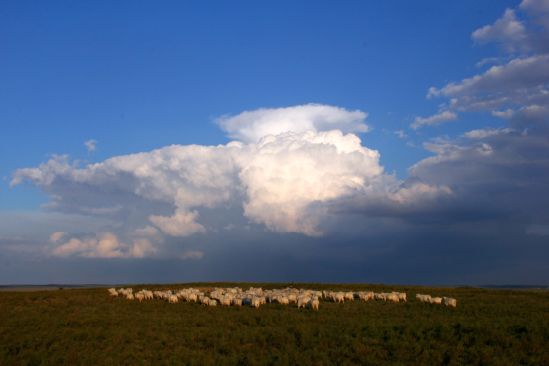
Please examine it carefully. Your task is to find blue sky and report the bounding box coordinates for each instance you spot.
[1,0,514,206]
[1,0,548,284]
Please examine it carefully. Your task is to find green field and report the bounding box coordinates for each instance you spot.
[1,283,548,365]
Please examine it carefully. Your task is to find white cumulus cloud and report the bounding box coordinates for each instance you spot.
[237,130,383,235]
[149,210,206,237]
[12,104,448,258]
[51,232,156,258]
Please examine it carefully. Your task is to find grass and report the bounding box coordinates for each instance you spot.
[1,283,548,365]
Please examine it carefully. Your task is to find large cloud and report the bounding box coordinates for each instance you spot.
[13,104,447,258]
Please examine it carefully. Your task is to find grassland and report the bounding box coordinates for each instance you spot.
[0,283,548,365]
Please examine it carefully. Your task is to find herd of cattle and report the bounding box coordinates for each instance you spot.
[108,287,457,310]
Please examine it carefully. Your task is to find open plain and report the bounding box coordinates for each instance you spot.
[1,283,548,365]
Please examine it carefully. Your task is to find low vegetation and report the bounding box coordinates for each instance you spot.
[1,283,548,365]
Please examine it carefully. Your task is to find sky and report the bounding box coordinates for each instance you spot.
[1,0,548,285]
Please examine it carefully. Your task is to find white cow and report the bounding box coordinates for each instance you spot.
[430,297,443,304]
[416,294,431,303]
[357,291,374,301]
[309,298,320,311]
[443,297,457,308]
[144,290,154,300]
[297,296,310,309]
[374,292,386,301]
[220,297,232,306]
[168,294,178,303]
[386,293,399,303]
[200,296,211,306]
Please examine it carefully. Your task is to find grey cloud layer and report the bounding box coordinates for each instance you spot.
[404,0,549,240]
[416,0,549,129]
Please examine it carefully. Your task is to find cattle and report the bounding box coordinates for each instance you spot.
[168,295,178,304]
[117,288,134,299]
[309,298,320,311]
[416,293,453,306]
[297,296,311,309]
[358,291,374,301]
[334,292,345,303]
[108,285,455,312]
[430,297,443,304]
[416,294,432,303]
[143,290,154,300]
[443,297,457,308]
[374,292,386,301]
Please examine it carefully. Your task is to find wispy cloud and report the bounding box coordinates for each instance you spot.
[411,111,457,130]
[84,139,97,153]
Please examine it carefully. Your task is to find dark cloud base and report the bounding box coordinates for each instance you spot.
[2,228,547,285]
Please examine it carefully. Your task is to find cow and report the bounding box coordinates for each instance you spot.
[443,297,457,308]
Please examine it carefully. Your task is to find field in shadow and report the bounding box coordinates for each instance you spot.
[1,283,548,365]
